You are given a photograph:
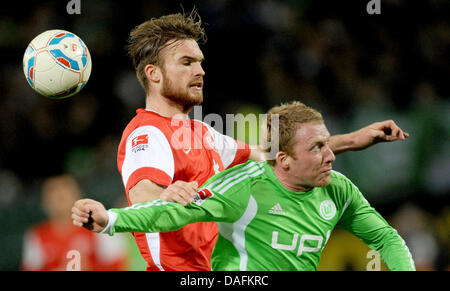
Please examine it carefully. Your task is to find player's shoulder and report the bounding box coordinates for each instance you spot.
[203,160,266,193]
[331,170,350,181]
[121,109,171,141]
[193,119,223,142]
[225,160,267,178]
[327,170,363,199]
[326,170,357,194]
[129,109,170,130]
[330,170,352,184]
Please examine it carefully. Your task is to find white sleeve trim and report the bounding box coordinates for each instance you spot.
[100,210,118,236]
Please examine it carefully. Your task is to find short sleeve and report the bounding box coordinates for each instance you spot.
[120,126,175,191]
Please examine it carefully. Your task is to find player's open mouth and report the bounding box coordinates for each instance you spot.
[322,168,332,174]
[189,82,203,90]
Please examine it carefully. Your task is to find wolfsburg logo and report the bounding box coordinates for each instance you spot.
[319,200,336,220]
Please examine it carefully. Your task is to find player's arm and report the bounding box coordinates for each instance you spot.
[73,193,243,235]
[129,179,198,206]
[123,126,198,206]
[72,198,197,234]
[250,120,409,159]
[336,179,415,271]
[73,164,253,235]
[329,120,409,154]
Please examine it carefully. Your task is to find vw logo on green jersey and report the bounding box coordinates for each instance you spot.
[319,200,336,220]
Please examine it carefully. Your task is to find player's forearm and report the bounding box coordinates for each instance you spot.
[252,134,356,158]
[102,201,201,235]
[370,228,416,271]
[102,201,178,235]
[328,133,356,155]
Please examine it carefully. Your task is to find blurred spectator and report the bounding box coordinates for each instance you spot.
[390,203,440,271]
[21,174,128,271]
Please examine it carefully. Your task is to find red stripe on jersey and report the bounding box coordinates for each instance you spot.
[125,167,172,195]
[227,140,251,169]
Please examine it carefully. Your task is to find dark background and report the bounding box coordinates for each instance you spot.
[0,0,448,270]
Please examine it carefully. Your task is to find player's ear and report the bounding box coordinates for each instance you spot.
[275,151,290,170]
[145,64,161,83]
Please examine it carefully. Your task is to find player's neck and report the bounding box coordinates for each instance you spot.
[146,93,191,119]
[272,166,314,193]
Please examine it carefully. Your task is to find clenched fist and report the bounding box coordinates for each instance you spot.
[72,199,109,233]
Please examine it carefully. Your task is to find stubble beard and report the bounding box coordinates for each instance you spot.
[160,72,203,110]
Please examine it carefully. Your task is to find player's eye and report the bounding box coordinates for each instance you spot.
[312,142,327,151]
[312,144,321,151]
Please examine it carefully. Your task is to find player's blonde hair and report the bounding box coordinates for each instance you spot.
[263,101,324,166]
[127,10,206,94]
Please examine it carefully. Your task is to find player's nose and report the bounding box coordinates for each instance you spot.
[324,144,335,164]
[194,62,205,77]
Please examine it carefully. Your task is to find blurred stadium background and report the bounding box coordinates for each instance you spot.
[0,0,448,270]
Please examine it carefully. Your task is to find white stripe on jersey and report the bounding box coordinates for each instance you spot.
[338,196,352,221]
[146,232,165,271]
[207,161,258,191]
[218,168,265,194]
[217,195,258,271]
[121,126,175,188]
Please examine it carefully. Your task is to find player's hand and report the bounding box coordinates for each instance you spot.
[72,199,108,233]
[160,181,199,206]
[350,120,410,151]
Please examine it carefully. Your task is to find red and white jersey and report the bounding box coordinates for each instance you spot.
[21,221,127,271]
[117,109,250,271]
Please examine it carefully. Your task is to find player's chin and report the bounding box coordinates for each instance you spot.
[316,174,332,187]
[187,91,203,105]
[189,86,203,96]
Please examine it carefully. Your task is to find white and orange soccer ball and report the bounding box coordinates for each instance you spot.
[23,29,92,99]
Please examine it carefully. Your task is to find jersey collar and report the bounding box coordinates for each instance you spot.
[263,162,316,199]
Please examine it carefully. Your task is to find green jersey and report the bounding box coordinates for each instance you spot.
[105,160,415,271]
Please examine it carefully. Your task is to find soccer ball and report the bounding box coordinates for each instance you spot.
[23,29,92,99]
